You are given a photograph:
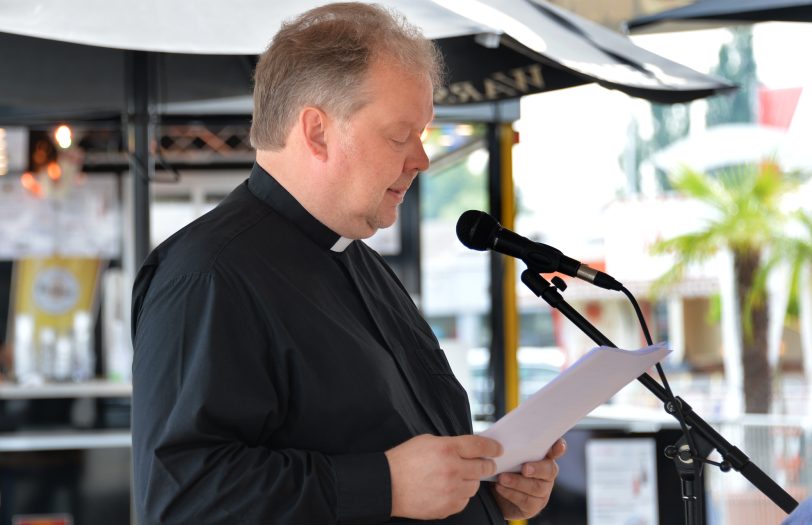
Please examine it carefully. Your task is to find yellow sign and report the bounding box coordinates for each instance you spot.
[12,256,101,333]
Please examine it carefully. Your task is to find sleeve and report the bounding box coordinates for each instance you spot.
[131,272,391,524]
[783,498,812,525]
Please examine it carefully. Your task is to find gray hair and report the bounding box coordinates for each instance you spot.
[250,2,443,150]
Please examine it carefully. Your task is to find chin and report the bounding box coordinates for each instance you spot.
[356,228,378,240]
[351,221,379,240]
[372,216,397,232]
[358,209,398,238]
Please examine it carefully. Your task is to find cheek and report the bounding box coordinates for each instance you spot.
[363,150,403,182]
[381,149,409,175]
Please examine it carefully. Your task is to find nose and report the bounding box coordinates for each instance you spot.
[408,137,430,174]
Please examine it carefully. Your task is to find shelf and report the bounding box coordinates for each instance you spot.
[0,380,132,400]
[0,430,131,452]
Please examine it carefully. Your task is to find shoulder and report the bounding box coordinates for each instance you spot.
[145,181,278,280]
[133,181,290,310]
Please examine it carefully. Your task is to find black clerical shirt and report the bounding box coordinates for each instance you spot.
[131,164,505,524]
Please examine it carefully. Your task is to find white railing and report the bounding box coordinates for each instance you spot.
[576,406,811,525]
[706,415,812,525]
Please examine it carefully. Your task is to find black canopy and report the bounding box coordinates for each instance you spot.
[435,0,734,105]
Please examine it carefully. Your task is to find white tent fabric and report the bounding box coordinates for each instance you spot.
[0,0,491,53]
[0,0,735,114]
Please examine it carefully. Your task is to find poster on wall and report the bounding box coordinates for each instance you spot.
[0,175,121,259]
[586,437,659,525]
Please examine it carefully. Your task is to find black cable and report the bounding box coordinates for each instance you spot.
[621,286,653,346]
[620,286,703,468]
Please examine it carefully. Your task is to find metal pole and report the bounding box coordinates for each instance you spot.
[125,51,156,270]
[487,122,506,420]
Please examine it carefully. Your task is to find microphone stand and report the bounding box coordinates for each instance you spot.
[519,269,799,524]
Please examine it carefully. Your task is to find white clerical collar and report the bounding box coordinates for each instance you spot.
[330,236,354,252]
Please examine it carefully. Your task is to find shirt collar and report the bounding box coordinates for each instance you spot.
[247,162,354,253]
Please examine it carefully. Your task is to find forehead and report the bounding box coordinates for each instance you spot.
[358,58,434,127]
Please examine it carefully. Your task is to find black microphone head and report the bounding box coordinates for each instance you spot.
[456,210,499,251]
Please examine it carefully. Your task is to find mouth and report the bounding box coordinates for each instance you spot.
[387,173,417,201]
[387,186,409,199]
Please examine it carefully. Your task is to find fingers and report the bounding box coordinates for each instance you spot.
[455,435,503,459]
[493,464,556,519]
[386,434,505,519]
[520,456,559,481]
[493,482,548,516]
[457,457,497,480]
[498,471,555,496]
[547,438,567,460]
[453,435,501,480]
[490,438,565,519]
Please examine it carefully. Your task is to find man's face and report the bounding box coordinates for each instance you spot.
[327,57,434,239]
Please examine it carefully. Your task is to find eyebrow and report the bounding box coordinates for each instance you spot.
[392,115,435,130]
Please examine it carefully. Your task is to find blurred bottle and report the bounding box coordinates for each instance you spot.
[13,314,38,384]
[72,310,95,382]
[53,332,72,381]
[103,269,132,383]
[38,326,56,380]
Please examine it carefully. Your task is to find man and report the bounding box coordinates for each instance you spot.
[132,3,564,523]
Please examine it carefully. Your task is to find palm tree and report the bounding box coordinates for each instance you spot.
[652,162,803,414]
[756,210,812,379]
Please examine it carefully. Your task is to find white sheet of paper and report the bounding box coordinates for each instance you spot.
[479,343,671,477]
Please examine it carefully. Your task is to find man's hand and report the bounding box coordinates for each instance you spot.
[385,434,503,520]
[491,437,567,520]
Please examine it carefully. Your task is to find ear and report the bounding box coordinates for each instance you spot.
[300,107,329,161]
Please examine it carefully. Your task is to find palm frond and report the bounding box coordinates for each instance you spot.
[656,162,808,343]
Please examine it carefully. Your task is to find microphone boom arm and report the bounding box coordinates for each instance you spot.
[519,269,799,517]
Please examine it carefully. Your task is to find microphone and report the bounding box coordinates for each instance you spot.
[456,210,623,291]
